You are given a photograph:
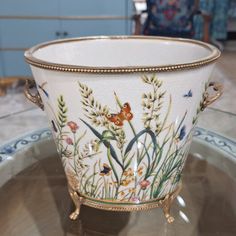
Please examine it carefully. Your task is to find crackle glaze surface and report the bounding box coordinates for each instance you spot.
[30,67,214,204]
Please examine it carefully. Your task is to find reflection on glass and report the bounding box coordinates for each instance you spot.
[177,195,186,207]
[179,210,190,223]
[192,152,205,160]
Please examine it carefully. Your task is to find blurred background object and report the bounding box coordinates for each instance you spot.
[1,0,236,80]
[133,0,235,50]
[0,77,25,96]
[0,0,133,78]
[142,0,198,38]
[194,0,230,50]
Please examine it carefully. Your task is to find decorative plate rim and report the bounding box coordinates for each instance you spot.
[0,128,51,163]
[193,127,236,159]
[24,35,221,74]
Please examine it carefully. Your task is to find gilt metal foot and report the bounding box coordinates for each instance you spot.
[160,184,182,224]
[161,194,175,223]
[68,188,84,220]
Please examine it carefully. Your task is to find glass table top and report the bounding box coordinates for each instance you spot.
[0,127,236,236]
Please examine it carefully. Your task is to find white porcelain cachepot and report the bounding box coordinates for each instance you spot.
[24,36,222,223]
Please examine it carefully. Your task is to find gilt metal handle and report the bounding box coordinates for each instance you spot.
[201,82,223,111]
[24,79,44,110]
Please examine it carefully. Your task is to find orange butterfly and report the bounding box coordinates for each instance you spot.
[106,103,133,126]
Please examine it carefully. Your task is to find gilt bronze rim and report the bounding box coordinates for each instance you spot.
[25,36,221,74]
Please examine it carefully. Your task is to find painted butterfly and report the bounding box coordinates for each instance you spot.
[183,90,193,98]
[100,163,111,176]
[38,82,49,98]
[106,103,133,126]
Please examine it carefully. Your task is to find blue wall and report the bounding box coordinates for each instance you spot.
[0,0,134,77]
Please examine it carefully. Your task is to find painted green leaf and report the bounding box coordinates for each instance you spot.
[80,119,124,171]
[124,128,158,156]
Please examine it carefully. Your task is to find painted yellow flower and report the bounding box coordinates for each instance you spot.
[138,166,144,176]
[124,168,134,177]
[121,179,132,186]
[128,188,136,194]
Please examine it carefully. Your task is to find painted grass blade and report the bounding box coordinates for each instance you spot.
[124,128,157,156]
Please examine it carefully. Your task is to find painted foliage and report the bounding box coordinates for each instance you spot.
[49,74,193,202]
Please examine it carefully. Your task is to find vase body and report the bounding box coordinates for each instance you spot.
[25,36,221,210]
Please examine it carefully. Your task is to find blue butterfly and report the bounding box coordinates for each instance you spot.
[178,125,186,141]
[183,90,193,98]
[38,82,49,98]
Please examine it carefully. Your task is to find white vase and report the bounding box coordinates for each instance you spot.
[24,36,222,223]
